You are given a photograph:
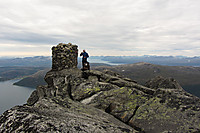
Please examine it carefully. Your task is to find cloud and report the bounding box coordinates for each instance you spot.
[0,0,200,56]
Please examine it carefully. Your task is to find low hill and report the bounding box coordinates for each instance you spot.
[13,68,50,88]
[0,66,47,81]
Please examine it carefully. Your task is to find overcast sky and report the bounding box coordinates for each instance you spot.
[0,0,200,57]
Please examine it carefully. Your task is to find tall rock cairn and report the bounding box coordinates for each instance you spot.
[52,43,78,71]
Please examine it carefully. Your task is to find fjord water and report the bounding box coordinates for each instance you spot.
[0,80,34,114]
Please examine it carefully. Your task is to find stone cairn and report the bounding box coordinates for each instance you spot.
[52,43,78,71]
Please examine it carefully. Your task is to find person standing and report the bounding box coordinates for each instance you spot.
[80,50,89,68]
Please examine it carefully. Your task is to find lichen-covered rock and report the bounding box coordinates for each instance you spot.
[86,87,149,124]
[43,68,200,132]
[0,98,135,133]
[85,75,200,132]
[130,95,200,133]
[145,76,183,90]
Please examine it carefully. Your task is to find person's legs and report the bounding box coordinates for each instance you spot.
[82,59,84,68]
[82,58,87,68]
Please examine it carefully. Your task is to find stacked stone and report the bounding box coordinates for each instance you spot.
[52,43,78,71]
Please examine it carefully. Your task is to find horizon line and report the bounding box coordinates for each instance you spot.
[0,55,200,58]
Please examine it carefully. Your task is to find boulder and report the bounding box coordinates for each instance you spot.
[145,76,183,90]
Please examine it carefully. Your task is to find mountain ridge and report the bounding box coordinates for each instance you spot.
[14,62,200,97]
[2,54,200,67]
[94,62,200,97]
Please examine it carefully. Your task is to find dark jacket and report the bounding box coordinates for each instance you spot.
[80,52,89,59]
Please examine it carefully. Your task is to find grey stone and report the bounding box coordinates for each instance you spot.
[52,43,78,71]
[0,98,134,133]
[145,76,184,90]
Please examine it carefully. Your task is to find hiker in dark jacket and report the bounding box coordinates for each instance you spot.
[80,50,89,68]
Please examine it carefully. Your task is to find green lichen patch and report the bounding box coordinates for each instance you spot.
[129,96,200,132]
[84,87,101,95]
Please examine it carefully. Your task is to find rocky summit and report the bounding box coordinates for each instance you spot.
[1,43,200,133]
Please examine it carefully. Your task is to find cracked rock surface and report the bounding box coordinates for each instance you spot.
[0,97,134,133]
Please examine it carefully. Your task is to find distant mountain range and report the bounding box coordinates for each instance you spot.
[1,55,200,67]
[0,56,51,67]
[98,55,200,66]
[0,56,110,82]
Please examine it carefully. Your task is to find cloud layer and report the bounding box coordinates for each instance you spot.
[0,0,200,56]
